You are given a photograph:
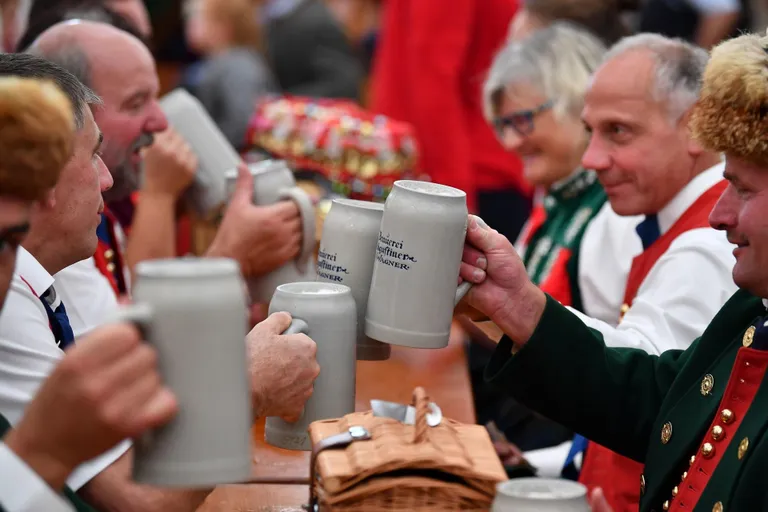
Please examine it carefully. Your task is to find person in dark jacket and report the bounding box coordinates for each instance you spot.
[258,0,363,100]
[185,0,278,150]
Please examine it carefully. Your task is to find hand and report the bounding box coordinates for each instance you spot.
[588,488,614,512]
[246,312,320,422]
[206,164,303,277]
[4,323,177,490]
[494,440,526,466]
[141,128,197,198]
[459,215,546,344]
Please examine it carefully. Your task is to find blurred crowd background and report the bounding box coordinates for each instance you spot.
[0,0,763,249]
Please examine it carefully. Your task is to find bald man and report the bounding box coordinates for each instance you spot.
[28,21,304,337]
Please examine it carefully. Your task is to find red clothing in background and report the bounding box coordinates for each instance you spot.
[370,0,530,211]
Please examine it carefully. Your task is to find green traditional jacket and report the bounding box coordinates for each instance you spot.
[0,413,97,512]
[486,290,768,512]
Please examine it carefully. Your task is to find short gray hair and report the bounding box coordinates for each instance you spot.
[484,22,607,122]
[0,52,99,129]
[603,33,708,121]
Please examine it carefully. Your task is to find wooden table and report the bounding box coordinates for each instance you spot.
[198,326,475,511]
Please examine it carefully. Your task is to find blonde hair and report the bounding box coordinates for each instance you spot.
[690,30,768,164]
[0,77,75,200]
[484,22,606,122]
[206,0,263,50]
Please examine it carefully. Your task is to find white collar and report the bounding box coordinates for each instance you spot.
[14,246,54,298]
[657,161,725,235]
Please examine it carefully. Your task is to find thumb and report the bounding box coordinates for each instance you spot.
[466,215,495,253]
[230,163,254,207]
[255,311,293,335]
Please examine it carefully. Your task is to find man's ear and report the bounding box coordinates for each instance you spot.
[35,188,56,212]
[680,108,705,157]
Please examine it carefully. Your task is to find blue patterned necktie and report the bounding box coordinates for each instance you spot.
[636,214,661,250]
[40,286,75,350]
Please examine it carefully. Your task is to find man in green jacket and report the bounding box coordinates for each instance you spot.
[460,30,768,512]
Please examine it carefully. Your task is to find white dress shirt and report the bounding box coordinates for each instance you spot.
[569,162,736,355]
[577,203,644,324]
[513,179,643,326]
[55,258,119,338]
[0,248,129,491]
[0,442,73,511]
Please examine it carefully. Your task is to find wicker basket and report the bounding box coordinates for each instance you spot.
[306,387,507,511]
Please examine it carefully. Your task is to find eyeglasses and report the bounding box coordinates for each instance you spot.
[493,100,554,138]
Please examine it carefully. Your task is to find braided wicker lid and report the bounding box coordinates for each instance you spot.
[307,387,507,511]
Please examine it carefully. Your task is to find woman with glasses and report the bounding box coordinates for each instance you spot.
[470,22,642,478]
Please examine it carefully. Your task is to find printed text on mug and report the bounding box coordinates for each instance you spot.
[317,249,350,282]
[376,233,417,271]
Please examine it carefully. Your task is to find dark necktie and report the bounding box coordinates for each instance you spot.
[749,316,768,351]
[40,286,75,350]
[561,433,589,480]
[636,214,661,250]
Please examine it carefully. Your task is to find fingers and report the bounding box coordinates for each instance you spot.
[472,215,489,229]
[465,214,496,253]
[589,488,613,512]
[252,311,293,335]
[282,411,302,423]
[97,343,159,397]
[462,246,487,270]
[68,323,143,369]
[282,216,302,238]
[295,334,318,358]
[278,228,302,260]
[229,163,253,207]
[270,200,300,221]
[459,262,486,284]
[281,384,315,423]
[104,370,163,432]
[136,388,178,431]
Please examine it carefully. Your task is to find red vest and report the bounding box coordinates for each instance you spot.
[94,208,128,297]
[578,180,728,512]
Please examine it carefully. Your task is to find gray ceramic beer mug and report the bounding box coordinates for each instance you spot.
[492,478,590,512]
[317,198,390,360]
[112,257,253,488]
[159,88,242,218]
[365,180,471,349]
[265,282,357,451]
[225,160,317,302]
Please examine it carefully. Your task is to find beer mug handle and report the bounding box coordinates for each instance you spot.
[281,318,309,336]
[103,303,157,452]
[105,303,154,338]
[455,281,472,306]
[280,318,310,423]
[279,187,316,274]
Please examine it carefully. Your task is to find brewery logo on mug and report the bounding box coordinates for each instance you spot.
[376,232,417,271]
[316,249,350,283]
